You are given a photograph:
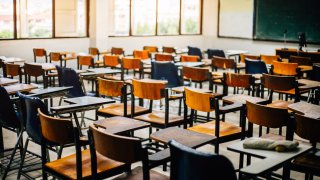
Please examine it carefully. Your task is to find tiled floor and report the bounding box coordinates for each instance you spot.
[1,77,318,180]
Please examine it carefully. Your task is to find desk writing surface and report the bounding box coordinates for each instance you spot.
[29,86,72,98]
[0,78,18,86]
[288,102,320,119]
[4,84,37,95]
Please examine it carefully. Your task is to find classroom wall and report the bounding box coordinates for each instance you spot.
[0,0,319,63]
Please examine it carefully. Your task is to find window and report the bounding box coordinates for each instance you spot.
[17,0,53,38]
[0,0,14,39]
[112,0,202,36]
[181,0,201,34]
[131,0,156,36]
[113,0,130,36]
[157,0,180,35]
[0,0,88,40]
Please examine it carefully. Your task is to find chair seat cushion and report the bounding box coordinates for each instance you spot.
[267,100,293,109]
[188,121,241,137]
[134,110,184,126]
[45,149,125,180]
[113,166,169,180]
[98,103,149,116]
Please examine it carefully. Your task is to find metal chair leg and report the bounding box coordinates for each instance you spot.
[17,138,30,180]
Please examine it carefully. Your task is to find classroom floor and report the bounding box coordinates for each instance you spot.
[1,77,318,180]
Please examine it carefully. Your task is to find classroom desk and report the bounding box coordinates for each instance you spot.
[4,83,38,95]
[28,86,72,99]
[0,57,26,64]
[0,78,19,86]
[228,140,311,179]
[288,102,320,119]
[276,49,320,64]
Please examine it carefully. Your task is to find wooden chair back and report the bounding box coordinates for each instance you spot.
[289,55,312,66]
[50,52,62,62]
[122,58,141,70]
[89,47,99,56]
[183,66,209,82]
[89,125,143,163]
[246,101,288,128]
[97,78,124,97]
[38,109,74,145]
[180,55,199,62]
[240,54,260,63]
[224,73,252,89]
[132,79,166,100]
[133,50,150,60]
[212,56,236,70]
[162,46,176,54]
[24,63,43,77]
[103,55,119,68]
[260,54,280,64]
[155,54,173,61]
[184,87,214,112]
[6,63,21,77]
[262,74,297,91]
[143,46,158,53]
[77,55,94,69]
[294,114,320,144]
[111,47,124,55]
[33,48,46,57]
[272,61,298,76]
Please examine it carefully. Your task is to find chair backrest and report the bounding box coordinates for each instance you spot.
[240,54,260,63]
[162,46,176,54]
[224,72,252,89]
[169,140,237,180]
[294,114,320,145]
[212,56,236,70]
[187,46,203,59]
[103,55,119,68]
[182,66,209,82]
[38,109,74,145]
[122,58,141,70]
[262,73,297,92]
[132,79,166,100]
[151,61,182,88]
[24,63,43,77]
[246,101,288,128]
[133,50,150,60]
[184,87,214,113]
[289,55,312,66]
[310,63,320,81]
[0,87,20,129]
[6,63,21,77]
[272,61,298,76]
[89,125,143,163]
[260,54,280,65]
[89,47,99,56]
[97,78,124,97]
[56,66,85,97]
[18,93,48,144]
[33,48,47,62]
[207,49,225,59]
[111,47,124,55]
[77,55,94,69]
[245,59,268,74]
[155,54,173,61]
[50,52,62,62]
[143,46,158,53]
[180,55,199,62]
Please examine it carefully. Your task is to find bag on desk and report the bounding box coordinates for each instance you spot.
[243,137,299,152]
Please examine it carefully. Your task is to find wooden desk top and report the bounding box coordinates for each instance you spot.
[288,102,320,119]
[223,94,268,105]
[94,116,150,134]
[4,83,37,95]
[298,79,320,89]
[150,127,215,148]
[1,57,25,63]
[228,139,311,176]
[80,68,121,77]
[0,78,18,86]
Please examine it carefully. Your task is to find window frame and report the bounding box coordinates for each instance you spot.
[110,0,203,37]
[0,0,89,40]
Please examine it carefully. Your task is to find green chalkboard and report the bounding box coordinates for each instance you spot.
[254,0,320,44]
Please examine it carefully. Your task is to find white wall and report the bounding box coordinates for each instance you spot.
[1,0,319,62]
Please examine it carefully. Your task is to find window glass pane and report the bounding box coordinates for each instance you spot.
[77,0,86,36]
[113,0,130,36]
[131,0,156,36]
[18,0,52,38]
[181,0,201,34]
[157,0,179,35]
[0,0,14,39]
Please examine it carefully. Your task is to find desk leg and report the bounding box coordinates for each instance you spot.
[72,112,84,136]
[0,126,3,151]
